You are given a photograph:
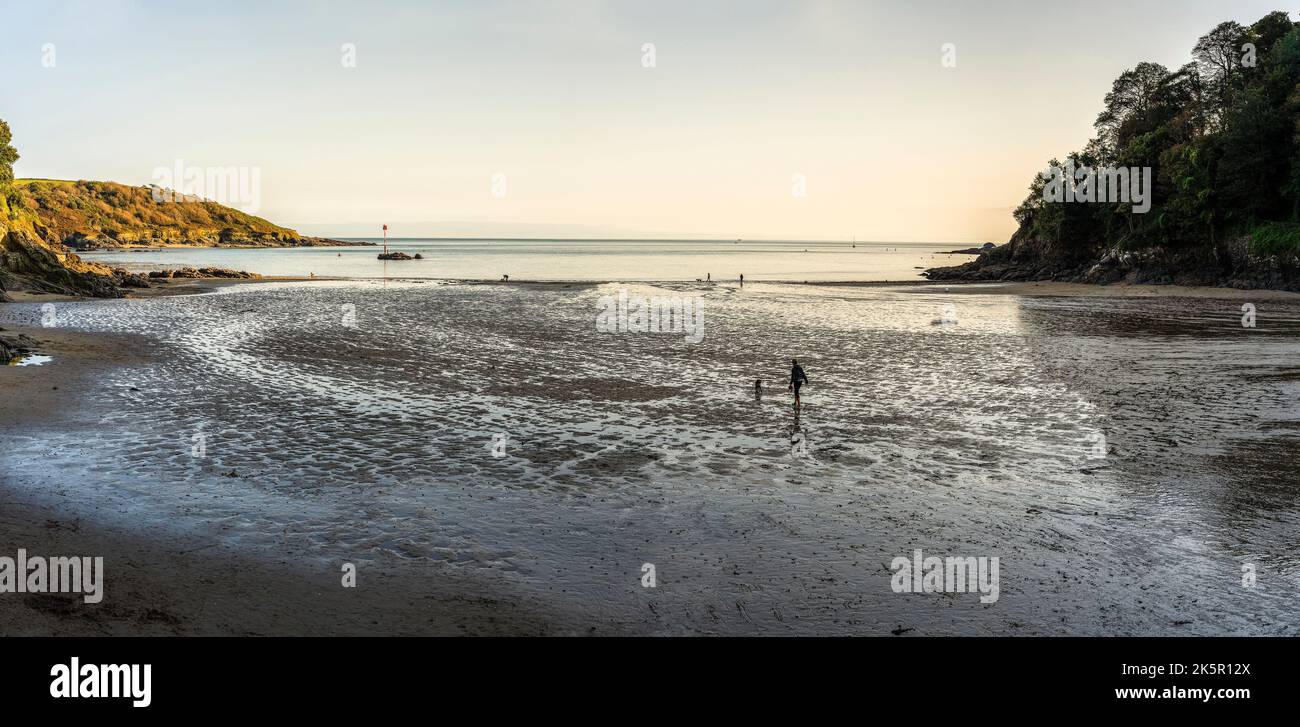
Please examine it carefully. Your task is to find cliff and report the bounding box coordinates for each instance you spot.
[0,212,146,299]
[0,178,369,298]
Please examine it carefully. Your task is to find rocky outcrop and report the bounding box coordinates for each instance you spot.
[0,220,127,297]
[943,243,998,255]
[0,326,36,362]
[147,267,263,280]
[925,229,1300,291]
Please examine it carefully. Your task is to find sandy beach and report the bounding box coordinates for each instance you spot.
[0,321,603,635]
[4,277,1299,635]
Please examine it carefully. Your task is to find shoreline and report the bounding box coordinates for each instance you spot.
[7,276,1300,305]
[68,239,374,252]
[876,280,1300,300]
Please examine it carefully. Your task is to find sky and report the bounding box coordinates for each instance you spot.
[0,0,1290,241]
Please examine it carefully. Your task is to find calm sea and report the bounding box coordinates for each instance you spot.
[80,238,971,281]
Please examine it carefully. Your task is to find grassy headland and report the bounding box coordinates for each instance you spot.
[0,120,368,298]
[14,178,350,249]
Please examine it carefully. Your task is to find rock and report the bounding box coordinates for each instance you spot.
[925,228,1300,291]
[196,267,261,279]
[1,225,124,298]
[160,267,261,280]
[114,270,151,288]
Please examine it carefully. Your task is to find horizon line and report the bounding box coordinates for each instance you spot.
[333,236,989,245]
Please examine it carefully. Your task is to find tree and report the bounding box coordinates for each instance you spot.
[1192,21,1249,129]
[1094,62,1171,159]
[1250,10,1296,55]
[1218,86,1290,224]
[0,119,18,187]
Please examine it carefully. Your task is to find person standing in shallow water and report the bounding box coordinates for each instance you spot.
[789,359,809,408]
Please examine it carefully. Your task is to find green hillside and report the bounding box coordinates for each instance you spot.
[15,178,327,248]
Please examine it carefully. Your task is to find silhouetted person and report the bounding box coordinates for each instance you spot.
[788,359,808,408]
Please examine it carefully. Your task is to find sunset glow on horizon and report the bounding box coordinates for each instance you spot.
[1,0,1286,241]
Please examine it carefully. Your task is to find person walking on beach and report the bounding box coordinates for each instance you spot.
[789,359,809,408]
[739,273,744,287]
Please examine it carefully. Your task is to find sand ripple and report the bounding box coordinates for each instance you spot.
[3,280,1299,634]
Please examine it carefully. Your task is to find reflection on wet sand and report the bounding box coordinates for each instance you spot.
[1,281,1298,634]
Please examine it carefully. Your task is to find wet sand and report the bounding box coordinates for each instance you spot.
[798,280,1300,300]
[0,324,599,635]
[4,276,331,305]
[899,280,1300,300]
[3,278,1299,635]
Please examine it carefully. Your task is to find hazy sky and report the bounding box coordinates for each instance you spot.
[1,1,1289,240]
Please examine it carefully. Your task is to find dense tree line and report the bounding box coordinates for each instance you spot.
[1013,11,1300,257]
